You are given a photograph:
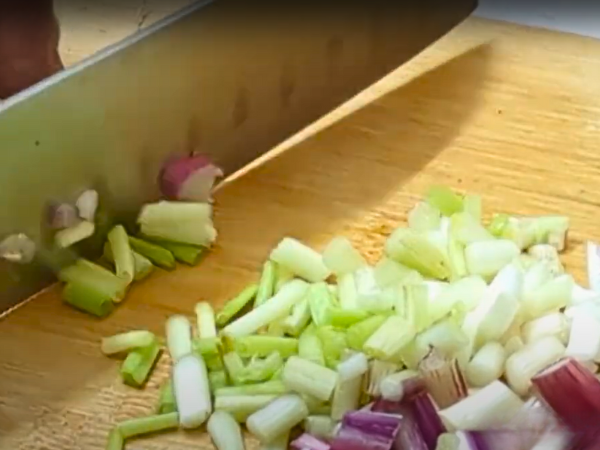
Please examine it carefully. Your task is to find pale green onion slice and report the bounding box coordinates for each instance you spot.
[107,225,135,284]
[308,282,336,326]
[246,394,309,443]
[522,274,573,320]
[464,239,520,279]
[373,257,415,288]
[195,302,217,339]
[270,237,331,282]
[255,261,277,308]
[232,336,298,358]
[322,236,367,276]
[215,394,278,422]
[426,186,464,216]
[346,315,387,352]
[282,296,311,336]
[120,339,161,388]
[364,316,416,360]
[237,352,283,384]
[216,284,258,327]
[408,201,442,231]
[466,341,506,387]
[166,315,192,362]
[521,312,569,345]
[117,412,179,439]
[101,330,155,355]
[316,326,347,368]
[207,411,245,450]
[331,374,362,420]
[505,336,565,396]
[223,280,309,337]
[303,416,337,440]
[215,380,288,397]
[338,272,359,310]
[450,212,494,245]
[298,324,326,366]
[282,356,339,401]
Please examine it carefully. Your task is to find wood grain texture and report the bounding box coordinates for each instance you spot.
[3,16,600,449]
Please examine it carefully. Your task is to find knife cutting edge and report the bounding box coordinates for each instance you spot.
[0,0,477,311]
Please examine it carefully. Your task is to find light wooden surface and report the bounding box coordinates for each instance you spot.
[3,15,600,449]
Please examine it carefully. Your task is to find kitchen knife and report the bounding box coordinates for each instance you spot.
[0,0,477,311]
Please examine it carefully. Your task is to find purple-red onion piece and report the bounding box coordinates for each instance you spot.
[47,202,79,229]
[291,433,331,450]
[75,189,99,221]
[532,357,600,431]
[0,233,36,263]
[412,391,446,450]
[331,411,402,450]
[159,153,223,203]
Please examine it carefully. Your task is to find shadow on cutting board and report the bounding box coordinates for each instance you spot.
[0,42,492,446]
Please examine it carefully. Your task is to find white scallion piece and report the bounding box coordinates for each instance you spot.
[75,189,99,221]
[173,354,212,429]
[322,236,366,276]
[565,314,600,362]
[246,394,309,443]
[521,312,569,345]
[54,220,95,248]
[373,257,415,288]
[503,336,525,357]
[571,283,600,306]
[303,415,337,440]
[331,374,362,420]
[282,356,338,402]
[366,360,401,397]
[505,336,565,396]
[588,241,600,292]
[564,300,600,322]
[408,201,442,231]
[195,302,217,339]
[379,369,418,401]
[223,280,309,337]
[207,411,245,450]
[270,238,331,282]
[430,276,487,323]
[101,330,155,355]
[438,380,524,431]
[336,352,369,382]
[354,267,385,311]
[166,315,192,361]
[466,341,506,387]
[522,261,554,300]
[528,244,564,275]
[464,239,520,279]
[416,319,468,357]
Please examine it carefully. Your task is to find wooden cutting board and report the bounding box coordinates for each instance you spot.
[3,16,600,449]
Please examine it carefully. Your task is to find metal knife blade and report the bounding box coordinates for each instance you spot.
[0,0,477,310]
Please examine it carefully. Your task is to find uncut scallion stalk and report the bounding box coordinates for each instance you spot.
[299,325,326,366]
[215,394,278,422]
[215,380,288,397]
[128,236,176,270]
[106,428,124,450]
[120,339,162,388]
[207,411,245,450]
[166,315,192,362]
[255,261,277,308]
[418,348,467,409]
[232,336,299,358]
[107,225,135,283]
[117,412,179,438]
[247,394,309,443]
[195,302,217,339]
[157,379,177,414]
[216,284,258,327]
[223,280,309,337]
[282,356,339,401]
[101,330,155,355]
